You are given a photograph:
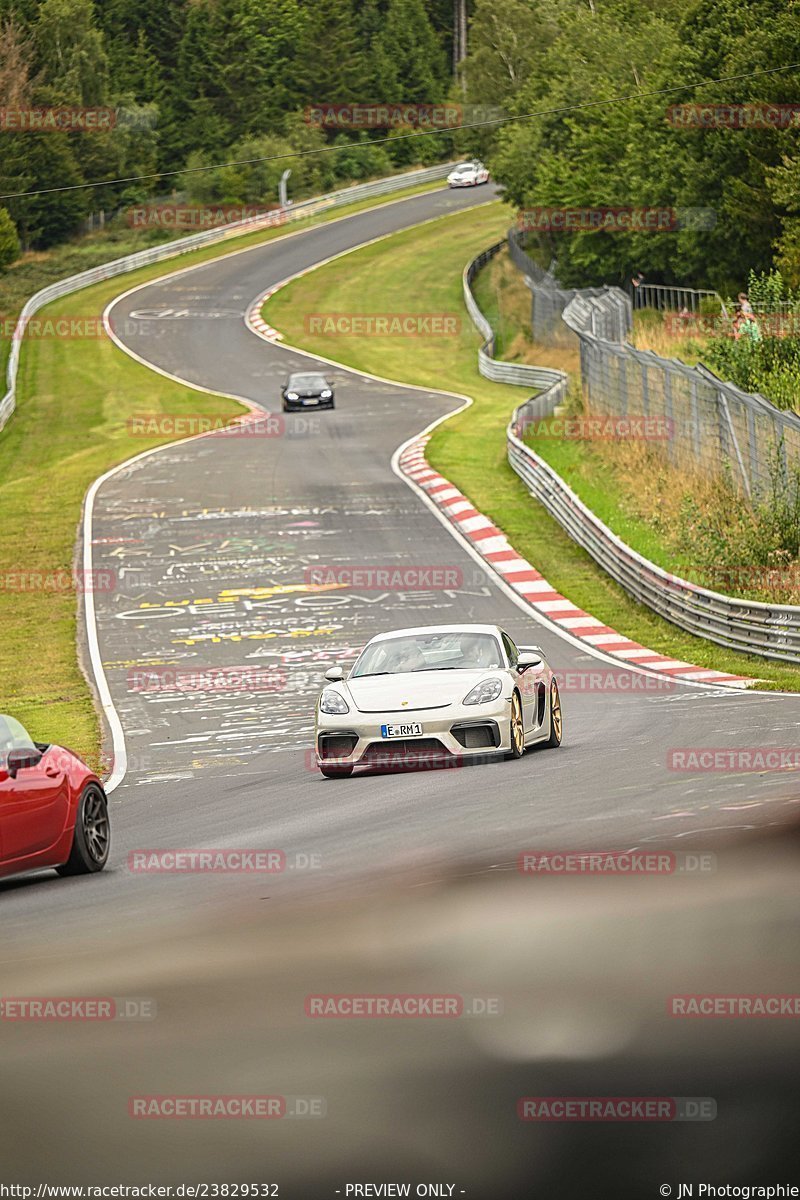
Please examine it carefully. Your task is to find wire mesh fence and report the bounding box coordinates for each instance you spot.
[507,226,800,497]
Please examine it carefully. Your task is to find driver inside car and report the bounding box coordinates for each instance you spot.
[458,633,500,669]
[388,643,426,673]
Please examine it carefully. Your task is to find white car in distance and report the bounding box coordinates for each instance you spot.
[447,160,490,187]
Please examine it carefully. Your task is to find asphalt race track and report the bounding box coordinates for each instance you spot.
[4,183,800,936]
[2,183,800,1195]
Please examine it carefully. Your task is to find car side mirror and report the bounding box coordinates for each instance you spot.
[6,747,43,778]
[324,666,345,683]
[517,651,543,672]
[0,762,8,785]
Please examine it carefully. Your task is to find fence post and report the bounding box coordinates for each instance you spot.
[617,351,627,416]
[663,369,676,462]
[717,389,751,498]
[746,406,759,493]
[690,378,701,460]
[581,340,591,406]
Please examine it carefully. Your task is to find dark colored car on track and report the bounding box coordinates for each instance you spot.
[0,713,110,881]
[281,371,335,412]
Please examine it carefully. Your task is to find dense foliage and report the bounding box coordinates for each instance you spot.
[0,205,20,267]
[1,0,798,297]
[704,271,800,408]
[0,0,456,254]
[464,0,800,291]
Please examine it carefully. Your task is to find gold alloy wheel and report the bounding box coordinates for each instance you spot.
[510,692,525,757]
[550,680,563,745]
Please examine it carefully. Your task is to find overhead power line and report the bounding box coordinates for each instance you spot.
[0,62,798,201]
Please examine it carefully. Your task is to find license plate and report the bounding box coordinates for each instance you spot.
[302,397,319,405]
[380,722,423,739]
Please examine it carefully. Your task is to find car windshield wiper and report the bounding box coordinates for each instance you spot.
[423,665,499,671]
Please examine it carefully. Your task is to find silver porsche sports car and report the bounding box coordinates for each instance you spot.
[314,623,562,778]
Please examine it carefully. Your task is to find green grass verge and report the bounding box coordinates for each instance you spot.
[0,177,451,765]
[0,173,447,382]
[264,200,800,691]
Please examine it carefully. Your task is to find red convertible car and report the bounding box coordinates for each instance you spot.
[0,713,110,881]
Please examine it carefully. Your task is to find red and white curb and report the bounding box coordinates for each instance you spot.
[247,290,283,341]
[399,436,753,688]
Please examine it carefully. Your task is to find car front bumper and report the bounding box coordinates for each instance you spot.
[283,397,334,410]
[315,697,513,768]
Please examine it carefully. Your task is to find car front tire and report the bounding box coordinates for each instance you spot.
[56,785,110,876]
[506,691,525,759]
[544,680,563,748]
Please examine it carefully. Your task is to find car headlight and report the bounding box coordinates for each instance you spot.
[286,391,299,400]
[320,688,349,714]
[463,678,503,705]
[321,389,332,398]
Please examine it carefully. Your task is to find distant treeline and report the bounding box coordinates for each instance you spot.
[463,0,800,290]
[0,0,460,260]
[1,0,799,293]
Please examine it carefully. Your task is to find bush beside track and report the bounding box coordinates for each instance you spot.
[263,203,800,691]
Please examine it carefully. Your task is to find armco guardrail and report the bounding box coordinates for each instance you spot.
[507,414,800,663]
[463,241,568,415]
[1,162,455,434]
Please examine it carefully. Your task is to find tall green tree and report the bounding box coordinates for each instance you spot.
[0,207,21,269]
[34,0,110,105]
[296,0,374,104]
[375,0,449,101]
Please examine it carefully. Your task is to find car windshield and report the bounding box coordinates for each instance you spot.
[289,374,327,390]
[0,714,36,755]
[351,631,503,677]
